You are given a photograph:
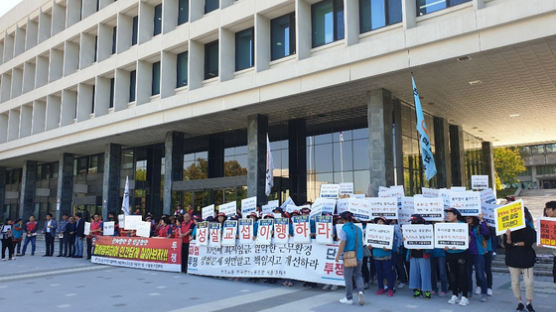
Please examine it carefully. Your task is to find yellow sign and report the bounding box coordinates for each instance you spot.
[495,199,526,235]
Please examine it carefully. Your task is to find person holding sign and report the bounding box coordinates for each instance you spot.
[444,208,470,306]
[334,211,365,306]
[542,201,556,284]
[406,215,433,300]
[368,217,395,297]
[465,215,490,302]
[503,207,537,312]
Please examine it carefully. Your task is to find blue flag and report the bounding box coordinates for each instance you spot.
[411,76,437,180]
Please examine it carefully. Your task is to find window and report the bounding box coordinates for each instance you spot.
[96,0,100,12]
[154,4,162,36]
[94,35,98,62]
[417,0,471,16]
[205,0,219,13]
[531,145,545,155]
[178,0,189,25]
[177,51,188,87]
[129,70,136,102]
[91,85,95,114]
[132,16,138,45]
[545,144,556,154]
[152,61,161,95]
[360,0,402,32]
[235,28,254,71]
[109,78,115,108]
[112,26,117,54]
[271,13,296,61]
[311,0,344,48]
[204,41,219,80]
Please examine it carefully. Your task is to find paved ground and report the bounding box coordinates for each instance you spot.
[0,243,554,312]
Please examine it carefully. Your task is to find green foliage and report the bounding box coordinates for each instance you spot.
[494,147,526,187]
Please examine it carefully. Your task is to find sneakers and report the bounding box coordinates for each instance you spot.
[413,289,422,298]
[424,291,432,299]
[448,295,459,304]
[387,290,394,297]
[459,296,470,306]
[339,297,353,305]
[358,291,365,306]
[376,289,385,295]
[1,258,5,261]
[480,294,488,302]
[475,287,482,295]
[526,303,536,312]
[516,303,525,312]
[487,288,493,296]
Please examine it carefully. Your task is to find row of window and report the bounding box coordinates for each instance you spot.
[520,144,556,156]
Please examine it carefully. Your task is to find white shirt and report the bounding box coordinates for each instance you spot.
[46,220,52,233]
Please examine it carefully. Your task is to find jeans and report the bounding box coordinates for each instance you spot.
[431,256,449,293]
[468,253,487,295]
[409,257,432,291]
[447,251,469,297]
[14,239,22,254]
[22,235,36,255]
[393,250,408,283]
[66,235,75,256]
[343,260,364,300]
[484,251,493,289]
[45,233,55,256]
[58,234,67,256]
[375,258,395,291]
[74,237,84,257]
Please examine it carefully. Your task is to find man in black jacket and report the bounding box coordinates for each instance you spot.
[73,213,85,258]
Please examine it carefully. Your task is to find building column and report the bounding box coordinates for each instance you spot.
[247,114,268,205]
[102,144,121,220]
[56,153,74,220]
[208,134,225,178]
[289,119,307,205]
[147,145,163,218]
[433,117,452,188]
[164,132,184,215]
[0,167,5,213]
[19,160,37,221]
[392,99,404,187]
[449,124,466,186]
[367,89,394,196]
[482,141,496,192]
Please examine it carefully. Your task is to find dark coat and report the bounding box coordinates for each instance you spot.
[504,225,536,269]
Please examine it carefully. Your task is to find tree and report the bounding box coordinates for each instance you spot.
[494,147,525,187]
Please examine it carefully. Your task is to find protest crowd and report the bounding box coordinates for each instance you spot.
[1,186,556,312]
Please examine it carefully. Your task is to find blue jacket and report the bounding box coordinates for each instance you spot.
[341,222,364,261]
[43,219,57,236]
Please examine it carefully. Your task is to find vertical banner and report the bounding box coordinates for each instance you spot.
[315,215,333,245]
[537,217,556,249]
[241,197,257,215]
[434,223,469,249]
[402,224,434,249]
[222,220,237,247]
[412,76,437,180]
[413,195,444,221]
[121,176,130,215]
[365,224,394,249]
[196,222,209,246]
[103,221,115,236]
[265,134,274,196]
[208,223,222,248]
[202,205,215,220]
[256,219,273,245]
[273,218,290,245]
[495,200,526,235]
[292,216,311,244]
[239,219,253,244]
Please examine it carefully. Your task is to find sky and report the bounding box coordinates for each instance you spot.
[0,0,23,18]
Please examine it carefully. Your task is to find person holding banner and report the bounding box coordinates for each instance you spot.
[86,214,102,260]
[543,201,556,284]
[503,207,537,312]
[406,215,433,300]
[335,211,365,306]
[369,217,395,297]
[444,208,470,306]
[465,215,489,302]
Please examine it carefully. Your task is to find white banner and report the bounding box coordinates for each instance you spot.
[209,223,222,248]
[367,197,398,219]
[402,224,434,249]
[241,197,257,215]
[273,218,290,245]
[103,221,115,236]
[136,221,151,238]
[399,197,414,225]
[315,216,333,245]
[336,198,350,214]
[422,187,439,198]
[219,202,237,217]
[462,191,481,216]
[222,221,237,247]
[471,175,489,190]
[256,220,273,245]
[480,188,497,205]
[262,200,279,215]
[482,203,498,227]
[310,198,336,217]
[292,216,311,244]
[286,204,298,213]
[124,215,142,230]
[346,198,371,221]
[84,222,91,236]
[339,183,354,195]
[365,224,394,249]
[196,222,209,246]
[320,184,340,198]
[188,241,344,286]
[238,219,253,244]
[413,195,444,221]
[434,223,469,250]
[451,186,467,192]
[202,205,215,220]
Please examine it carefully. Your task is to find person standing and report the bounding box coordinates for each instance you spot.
[43,213,57,257]
[1,219,15,260]
[407,215,433,299]
[179,213,195,273]
[369,217,395,297]
[66,216,76,257]
[21,215,38,256]
[335,211,365,306]
[12,218,23,256]
[542,201,556,284]
[87,214,103,260]
[73,213,85,258]
[504,207,537,312]
[444,208,470,306]
[57,214,69,257]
